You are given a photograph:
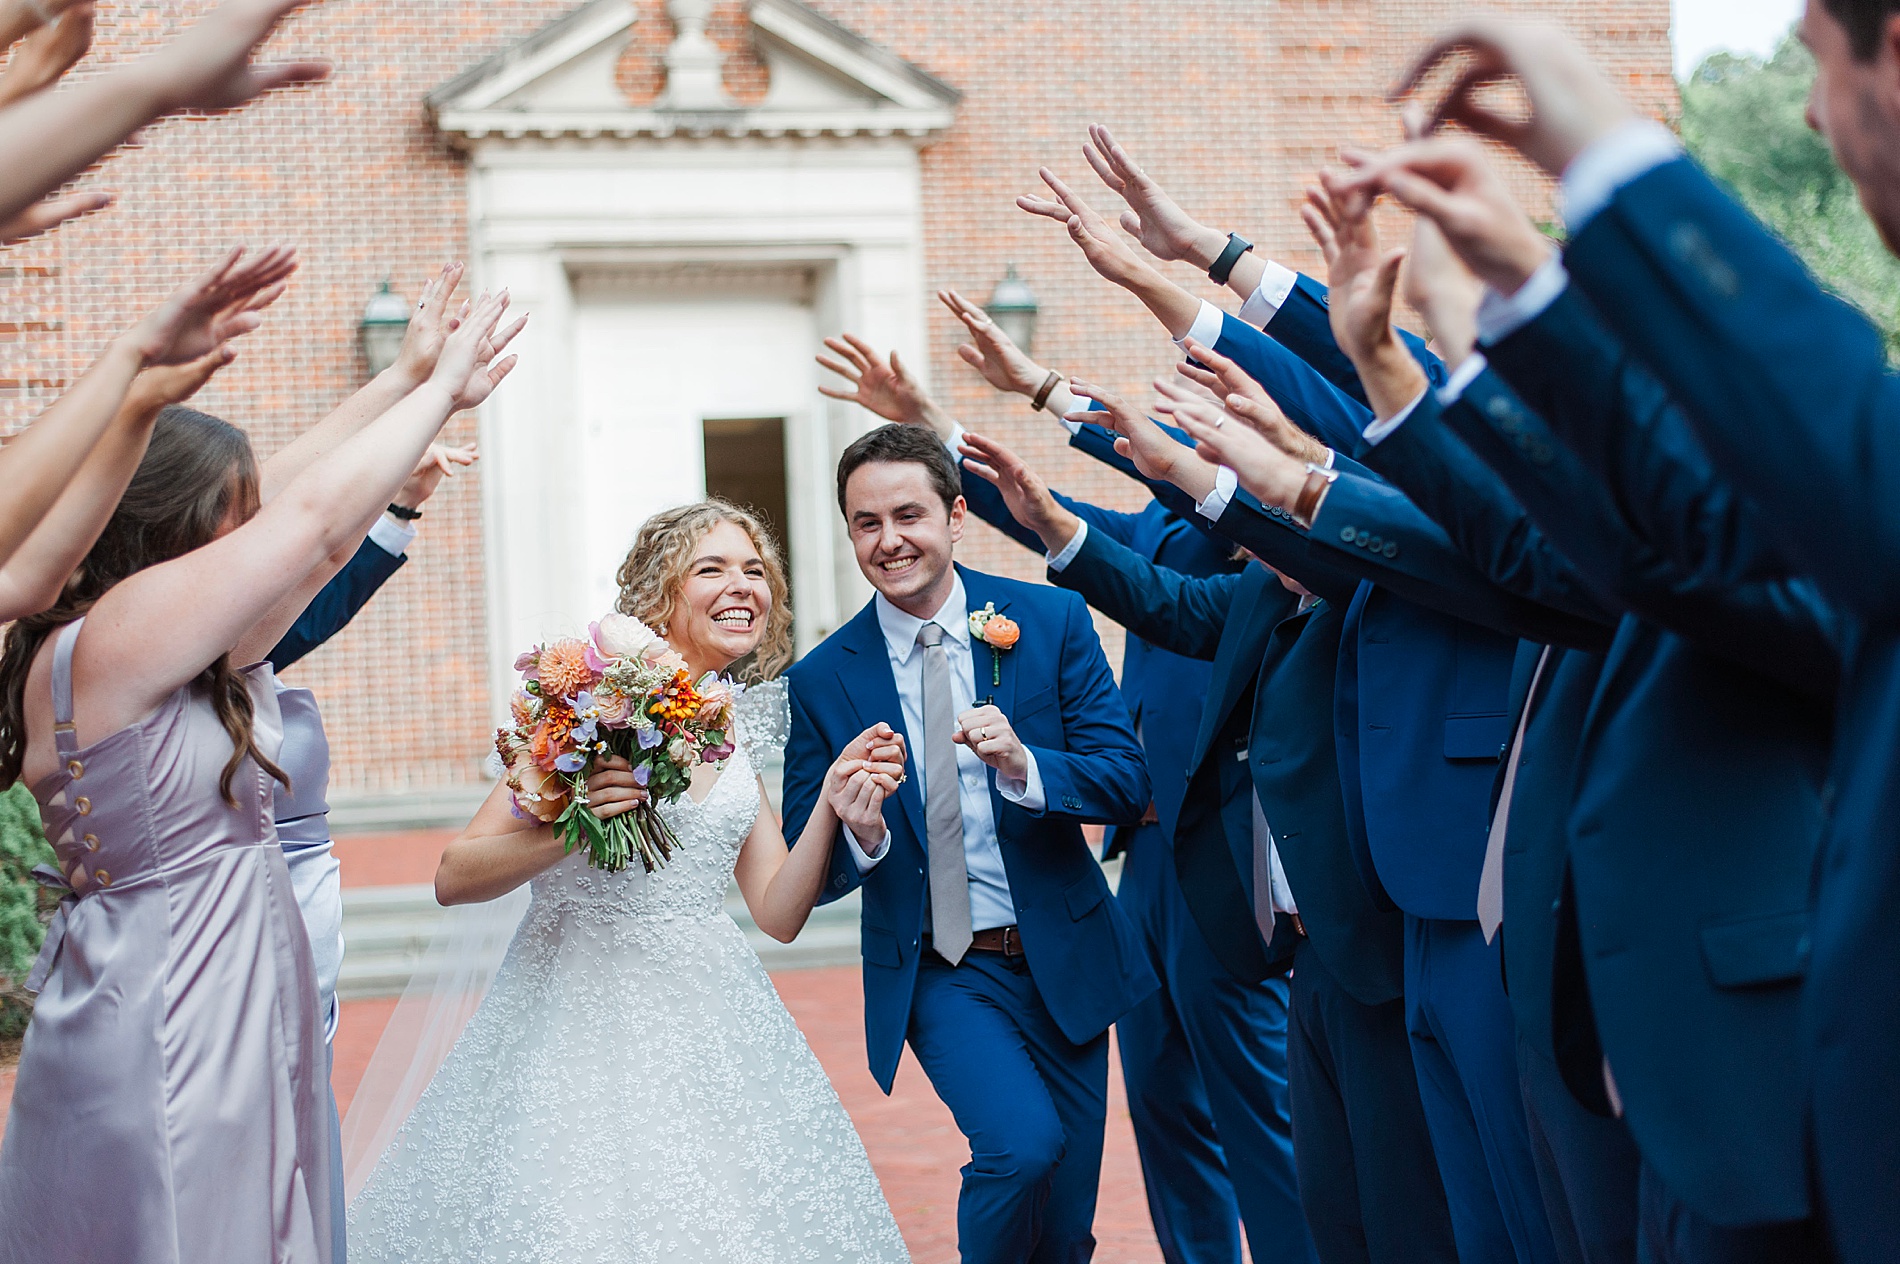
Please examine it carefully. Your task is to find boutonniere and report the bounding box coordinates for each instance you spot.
[968,603,1021,687]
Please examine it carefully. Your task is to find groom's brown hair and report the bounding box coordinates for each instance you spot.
[835,423,963,516]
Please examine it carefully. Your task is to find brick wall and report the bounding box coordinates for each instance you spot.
[1,0,1673,804]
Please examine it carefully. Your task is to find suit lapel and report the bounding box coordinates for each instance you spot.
[1190,569,1280,770]
[958,566,1019,827]
[832,601,928,848]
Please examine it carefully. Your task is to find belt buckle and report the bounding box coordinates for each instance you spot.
[1001,926,1023,960]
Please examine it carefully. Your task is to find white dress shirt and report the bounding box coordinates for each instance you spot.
[366,512,418,557]
[844,573,1045,933]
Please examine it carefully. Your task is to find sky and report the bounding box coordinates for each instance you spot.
[1673,0,1805,76]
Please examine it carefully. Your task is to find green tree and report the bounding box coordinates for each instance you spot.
[0,780,56,1041]
[1682,36,1900,354]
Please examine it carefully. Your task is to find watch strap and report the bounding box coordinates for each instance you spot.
[1031,370,1063,412]
[1207,232,1254,286]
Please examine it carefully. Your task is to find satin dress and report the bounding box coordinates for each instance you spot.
[0,619,334,1263]
[273,681,348,1262]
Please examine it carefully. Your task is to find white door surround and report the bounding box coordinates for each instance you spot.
[429,0,959,717]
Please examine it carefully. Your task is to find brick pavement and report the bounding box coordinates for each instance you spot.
[327,966,1164,1263]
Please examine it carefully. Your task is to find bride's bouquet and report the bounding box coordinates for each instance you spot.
[495,613,738,873]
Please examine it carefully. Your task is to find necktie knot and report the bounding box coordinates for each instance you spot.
[917,621,945,649]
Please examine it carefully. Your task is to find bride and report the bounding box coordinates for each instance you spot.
[347,499,913,1262]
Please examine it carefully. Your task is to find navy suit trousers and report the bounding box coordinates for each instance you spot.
[1405,917,1560,1264]
[1287,937,1457,1264]
[1516,1035,1639,1264]
[907,949,1109,1264]
[1113,828,1311,1264]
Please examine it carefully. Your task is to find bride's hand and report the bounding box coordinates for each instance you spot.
[584,755,649,821]
[826,723,907,843]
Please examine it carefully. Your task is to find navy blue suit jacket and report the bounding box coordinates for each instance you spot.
[956,446,1242,859]
[267,537,406,669]
[781,567,1156,1092]
[1260,271,1446,406]
[1051,531,1405,1004]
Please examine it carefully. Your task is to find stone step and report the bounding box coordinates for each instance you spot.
[337,880,862,1000]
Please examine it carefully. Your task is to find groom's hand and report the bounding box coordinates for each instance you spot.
[828,722,907,850]
[954,705,1029,785]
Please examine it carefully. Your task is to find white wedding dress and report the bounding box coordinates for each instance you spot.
[347,681,910,1262]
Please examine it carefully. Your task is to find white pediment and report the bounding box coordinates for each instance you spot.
[428,0,959,143]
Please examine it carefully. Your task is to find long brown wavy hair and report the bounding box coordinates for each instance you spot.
[613,499,794,681]
[0,405,289,801]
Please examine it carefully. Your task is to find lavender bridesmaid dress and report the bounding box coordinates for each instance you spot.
[0,619,334,1262]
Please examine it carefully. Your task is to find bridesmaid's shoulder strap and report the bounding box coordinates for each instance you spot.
[50,618,85,754]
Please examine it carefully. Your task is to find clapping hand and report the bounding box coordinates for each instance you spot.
[939,289,1052,399]
[431,291,525,413]
[122,245,298,368]
[1081,123,1231,270]
[954,705,1029,784]
[815,332,946,433]
[957,430,1083,553]
[1391,16,1634,176]
[827,723,908,845]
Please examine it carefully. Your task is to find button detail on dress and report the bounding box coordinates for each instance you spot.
[74,796,91,815]
[83,834,98,851]
[66,759,84,780]
[94,869,111,888]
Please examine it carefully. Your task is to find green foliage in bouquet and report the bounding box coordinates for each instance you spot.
[0,781,56,1041]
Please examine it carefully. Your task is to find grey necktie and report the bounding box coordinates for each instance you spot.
[1249,789,1277,943]
[917,622,972,964]
[1478,646,1552,943]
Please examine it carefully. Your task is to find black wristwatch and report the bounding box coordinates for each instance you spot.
[386,503,423,521]
[1207,232,1254,286]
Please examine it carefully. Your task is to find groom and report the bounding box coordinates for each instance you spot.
[783,423,1156,1263]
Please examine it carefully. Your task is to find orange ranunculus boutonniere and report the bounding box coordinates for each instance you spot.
[969,603,1020,687]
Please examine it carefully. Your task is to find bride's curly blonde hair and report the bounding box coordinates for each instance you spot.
[614,498,794,681]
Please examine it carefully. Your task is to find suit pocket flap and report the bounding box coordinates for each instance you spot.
[1699,910,1810,989]
[862,926,903,968]
[1444,713,1509,761]
[1015,685,1058,721]
[1065,875,1106,921]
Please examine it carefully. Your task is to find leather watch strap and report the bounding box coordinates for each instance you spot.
[1031,370,1063,412]
[1208,232,1254,286]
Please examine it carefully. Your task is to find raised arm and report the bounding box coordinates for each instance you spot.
[75,292,521,737]
[0,0,330,226]
[0,246,295,619]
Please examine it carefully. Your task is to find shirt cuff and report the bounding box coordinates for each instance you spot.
[1560,118,1682,233]
[1437,352,1490,406]
[1046,520,1089,572]
[1476,254,1570,346]
[1237,261,1300,327]
[997,749,1046,811]
[1360,388,1426,447]
[1042,381,1086,432]
[844,826,890,872]
[944,422,968,465]
[1196,464,1237,522]
[1322,447,1336,470]
[367,514,418,556]
[1175,299,1226,351]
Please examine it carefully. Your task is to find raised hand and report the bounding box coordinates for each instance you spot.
[124,245,298,367]
[1068,377,1217,497]
[1336,136,1554,299]
[125,344,238,417]
[1166,363,1327,465]
[1392,17,1635,176]
[1164,391,1312,514]
[1082,123,1229,268]
[0,2,94,106]
[939,289,1052,398]
[431,291,524,412]
[953,705,1029,784]
[956,430,1083,551]
[392,443,477,512]
[1177,336,1271,410]
[389,263,466,387]
[1404,214,1483,367]
[1304,182,1429,420]
[0,0,89,52]
[148,0,332,115]
[0,189,110,246]
[815,332,943,431]
[1018,167,1153,291]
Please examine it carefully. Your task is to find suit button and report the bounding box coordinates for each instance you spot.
[1382,541,1398,558]
[1339,526,1355,543]
[1367,535,1383,552]
[834,875,847,888]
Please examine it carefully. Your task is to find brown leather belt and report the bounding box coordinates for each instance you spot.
[1287,912,1308,940]
[968,925,1024,958]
